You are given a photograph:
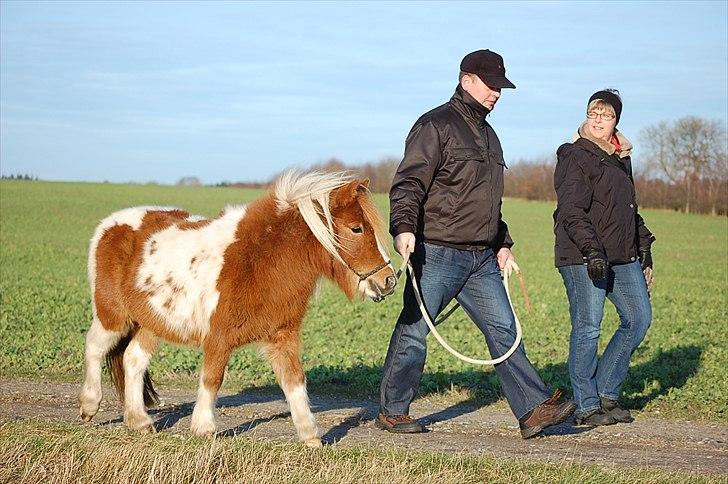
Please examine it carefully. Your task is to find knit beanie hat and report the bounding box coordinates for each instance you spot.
[588,89,622,124]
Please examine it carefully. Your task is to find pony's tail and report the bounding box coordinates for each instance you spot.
[105,331,160,407]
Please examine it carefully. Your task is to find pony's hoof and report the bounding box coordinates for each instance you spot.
[126,413,156,433]
[191,422,216,437]
[304,438,322,448]
[137,423,156,434]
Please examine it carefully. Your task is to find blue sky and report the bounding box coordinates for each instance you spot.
[1,1,726,184]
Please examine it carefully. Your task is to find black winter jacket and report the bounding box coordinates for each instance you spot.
[389,86,512,251]
[553,135,655,267]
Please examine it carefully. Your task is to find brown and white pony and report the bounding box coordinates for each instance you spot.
[78,171,396,447]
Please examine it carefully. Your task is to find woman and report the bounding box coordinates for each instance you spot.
[553,89,655,426]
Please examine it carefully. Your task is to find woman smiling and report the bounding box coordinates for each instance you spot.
[553,89,655,426]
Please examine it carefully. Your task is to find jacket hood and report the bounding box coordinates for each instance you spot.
[573,122,633,158]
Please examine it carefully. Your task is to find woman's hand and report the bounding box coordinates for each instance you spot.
[639,249,654,294]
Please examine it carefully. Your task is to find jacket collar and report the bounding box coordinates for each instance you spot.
[450,85,490,124]
[573,122,633,158]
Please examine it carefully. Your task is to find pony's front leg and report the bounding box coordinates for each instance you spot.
[191,343,231,436]
[123,329,159,432]
[263,331,321,448]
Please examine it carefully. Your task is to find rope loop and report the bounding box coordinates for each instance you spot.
[395,253,528,366]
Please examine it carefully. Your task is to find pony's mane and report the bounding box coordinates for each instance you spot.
[274,170,354,263]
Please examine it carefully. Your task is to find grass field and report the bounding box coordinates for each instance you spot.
[1,179,726,422]
[0,418,715,484]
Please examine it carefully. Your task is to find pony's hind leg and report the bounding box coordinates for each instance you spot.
[263,330,321,448]
[123,328,159,432]
[79,317,125,422]
[191,341,231,436]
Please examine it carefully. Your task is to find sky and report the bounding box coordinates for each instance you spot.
[1,1,726,185]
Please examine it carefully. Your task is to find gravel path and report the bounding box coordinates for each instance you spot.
[1,378,726,475]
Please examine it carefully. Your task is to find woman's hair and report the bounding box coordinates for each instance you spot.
[587,99,617,116]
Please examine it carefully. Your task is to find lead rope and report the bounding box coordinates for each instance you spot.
[395,253,531,365]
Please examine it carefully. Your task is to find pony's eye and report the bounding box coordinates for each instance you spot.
[350,226,363,234]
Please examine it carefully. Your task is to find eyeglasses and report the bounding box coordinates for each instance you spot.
[586,111,616,121]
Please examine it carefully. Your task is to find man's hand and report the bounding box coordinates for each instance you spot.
[394,232,416,257]
[496,247,515,271]
[586,249,609,281]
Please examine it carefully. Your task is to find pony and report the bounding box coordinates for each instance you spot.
[78,170,396,447]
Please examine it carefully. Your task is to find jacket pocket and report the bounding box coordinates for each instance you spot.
[450,147,486,162]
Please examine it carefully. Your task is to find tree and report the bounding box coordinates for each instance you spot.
[176,176,202,187]
[640,117,727,214]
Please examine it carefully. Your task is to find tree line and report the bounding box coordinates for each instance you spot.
[504,116,727,215]
[187,115,728,216]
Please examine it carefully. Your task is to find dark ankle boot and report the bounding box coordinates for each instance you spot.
[575,408,617,426]
[600,397,634,423]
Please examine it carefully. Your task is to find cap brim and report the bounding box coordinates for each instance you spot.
[480,75,516,89]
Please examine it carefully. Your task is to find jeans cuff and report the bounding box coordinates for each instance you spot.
[576,405,601,417]
[599,393,619,401]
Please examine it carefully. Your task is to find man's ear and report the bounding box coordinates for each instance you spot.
[460,74,472,91]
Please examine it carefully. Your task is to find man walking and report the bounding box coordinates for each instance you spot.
[376,49,575,439]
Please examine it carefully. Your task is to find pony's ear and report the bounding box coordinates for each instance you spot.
[333,178,367,208]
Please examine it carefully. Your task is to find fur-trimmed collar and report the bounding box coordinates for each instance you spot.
[573,122,633,158]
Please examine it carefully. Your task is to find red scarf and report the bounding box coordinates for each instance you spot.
[610,134,622,155]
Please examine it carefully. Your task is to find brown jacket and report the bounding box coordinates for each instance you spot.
[389,86,512,251]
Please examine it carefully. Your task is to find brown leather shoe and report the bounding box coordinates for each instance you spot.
[375,413,425,433]
[518,389,576,439]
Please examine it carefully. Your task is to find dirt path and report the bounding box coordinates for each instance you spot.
[1,378,726,475]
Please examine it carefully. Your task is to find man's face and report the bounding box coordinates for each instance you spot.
[461,74,501,110]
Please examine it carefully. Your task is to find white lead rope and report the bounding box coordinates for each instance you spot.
[395,253,528,365]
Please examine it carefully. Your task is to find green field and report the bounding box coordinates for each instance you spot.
[1,180,726,421]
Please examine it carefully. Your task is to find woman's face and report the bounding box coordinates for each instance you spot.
[586,107,617,142]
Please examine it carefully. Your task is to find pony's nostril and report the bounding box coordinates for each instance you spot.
[386,275,397,289]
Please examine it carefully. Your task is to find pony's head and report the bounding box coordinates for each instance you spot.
[275,171,396,302]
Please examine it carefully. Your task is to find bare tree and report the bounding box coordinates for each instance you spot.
[641,117,727,214]
[504,156,557,201]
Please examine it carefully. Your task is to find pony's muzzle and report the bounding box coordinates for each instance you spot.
[368,273,396,302]
[385,275,397,291]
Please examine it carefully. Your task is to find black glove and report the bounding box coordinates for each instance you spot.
[585,249,609,281]
[638,249,653,270]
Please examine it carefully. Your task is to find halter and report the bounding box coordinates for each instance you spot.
[343,258,392,282]
[327,216,393,283]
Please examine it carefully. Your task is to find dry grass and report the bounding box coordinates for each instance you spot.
[0,419,717,484]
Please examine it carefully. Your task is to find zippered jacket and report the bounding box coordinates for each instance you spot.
[389,85,513,251]
[553,128,655,267]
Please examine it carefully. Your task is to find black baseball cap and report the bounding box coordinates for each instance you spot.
[460,49,516,89]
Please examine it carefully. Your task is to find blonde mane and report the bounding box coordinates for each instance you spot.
[274,170,355,264]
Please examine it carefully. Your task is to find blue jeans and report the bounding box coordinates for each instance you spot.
[379,243,552,419]
[559,261,652,416]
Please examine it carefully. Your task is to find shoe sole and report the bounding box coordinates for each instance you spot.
[575,418,618,426]
[521,402,577,439]
[613,415,634,423]
[374,419,424,434]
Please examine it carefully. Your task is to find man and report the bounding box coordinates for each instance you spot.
[376,49,576,439]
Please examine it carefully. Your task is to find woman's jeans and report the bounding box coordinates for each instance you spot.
[379,243,552,420]
[559,261,652,416]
